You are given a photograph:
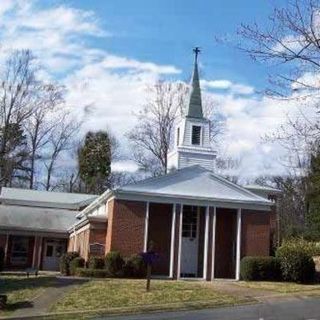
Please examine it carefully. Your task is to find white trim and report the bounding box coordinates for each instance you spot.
[32,237,37,268]
[211,207,217,281]
[4,233,9,263]
[143,202,150,252]
[236,208,242,280]
[203,206,209,280]
[169,204,176,278]
[115,191,271,211]
[37,237,43,268]
[177,204,183,279]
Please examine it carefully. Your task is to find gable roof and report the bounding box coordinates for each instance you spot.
[0,187,98,210]
[115,166,271,209]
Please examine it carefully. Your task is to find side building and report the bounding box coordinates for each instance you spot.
[0,188,97,271]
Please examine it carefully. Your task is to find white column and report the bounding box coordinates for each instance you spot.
[73,226,77,252]
[211,207,217,281]
[32,237,37,268]
[203,206,209,280]
[169,204,176,278]
[37,237,43,269]
[4,233,9,265]
[143,202,150,252]
[177,204,183,279]
[236,208,242,280]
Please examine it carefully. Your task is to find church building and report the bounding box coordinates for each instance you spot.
[69,50,276,280]
[0,50,278,280]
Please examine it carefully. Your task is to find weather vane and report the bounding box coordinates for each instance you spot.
[193,47,201,63]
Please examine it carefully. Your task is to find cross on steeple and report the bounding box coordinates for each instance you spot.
[186,47,203,118]
[193,47,201,63]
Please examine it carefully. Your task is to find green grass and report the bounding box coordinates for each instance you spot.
[236,281,320,294]
[52,279,252,316]
[0,275,55,315]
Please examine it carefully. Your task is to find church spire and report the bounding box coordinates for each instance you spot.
[186,47,204,118]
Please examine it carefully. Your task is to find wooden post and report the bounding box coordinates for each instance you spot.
[146,264,151,292]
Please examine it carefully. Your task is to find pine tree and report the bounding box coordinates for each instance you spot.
[78,131,111,194]
[306,146,320,240]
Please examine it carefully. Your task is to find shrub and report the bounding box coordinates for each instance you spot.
[0,247,4,272]
[123,254,146,278]
[105,251,124,276]
[240,256,281,281]
[276,244,315,283]
[60,252,79,276]
[88,256,105,269]
[281,238,320,257]
[75,268,110,278]
[70,257,85,275]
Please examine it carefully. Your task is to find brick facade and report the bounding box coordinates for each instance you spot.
[214,208,237,279]
[147,203,172,276]
[106,200,146,257]
[241,210,271,258]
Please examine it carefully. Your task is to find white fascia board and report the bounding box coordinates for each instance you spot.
[0,225,69,236]
[114,190,272,211]
[1,199,79,210]
[76,190,114,218]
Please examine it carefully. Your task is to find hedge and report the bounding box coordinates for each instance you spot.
[276,245,315,283]
[70,257,85,275]
[75,268,110,278]
[88,256,105,269]
[240,256,281,281]
[105,251,124,276]
[60,252,79,275]
[123,254,146,278]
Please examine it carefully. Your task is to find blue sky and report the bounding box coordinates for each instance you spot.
[0,0,297,178]
[41,0,283,88]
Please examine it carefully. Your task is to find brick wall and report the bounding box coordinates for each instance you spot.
[106,200,146,257]
[241,210,271,257]
[214,208,237,279]
[147,203,172,276]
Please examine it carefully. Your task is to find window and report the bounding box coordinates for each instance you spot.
[192,126,201,145]
[176,127,180,146]
[182,206,198,239]
[11,236,29,265]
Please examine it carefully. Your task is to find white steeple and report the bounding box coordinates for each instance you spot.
[167,48,217,172]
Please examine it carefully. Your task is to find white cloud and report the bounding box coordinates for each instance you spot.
[0,0,311,179]
[202,79,254,95]
[102,55,181,74]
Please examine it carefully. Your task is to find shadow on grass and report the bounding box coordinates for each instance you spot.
[0,275,88,312]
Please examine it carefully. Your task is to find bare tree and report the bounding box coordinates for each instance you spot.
[0,50,40,186]
[127,81,189,175]
[42,111,80,191]
[238,0,320,99]
[127,81,223,176]
[23,84,65,189]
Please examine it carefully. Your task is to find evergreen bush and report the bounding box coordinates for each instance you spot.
[105,251,124,276]
[88,256,105,269]
[240,256,281,281]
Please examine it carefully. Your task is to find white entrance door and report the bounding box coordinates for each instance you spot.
[42,240,65,271]
[180,206,199,277]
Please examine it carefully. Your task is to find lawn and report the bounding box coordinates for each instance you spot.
[51,279,253,316]
[236,281,320,294]
[0,275,55,315]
